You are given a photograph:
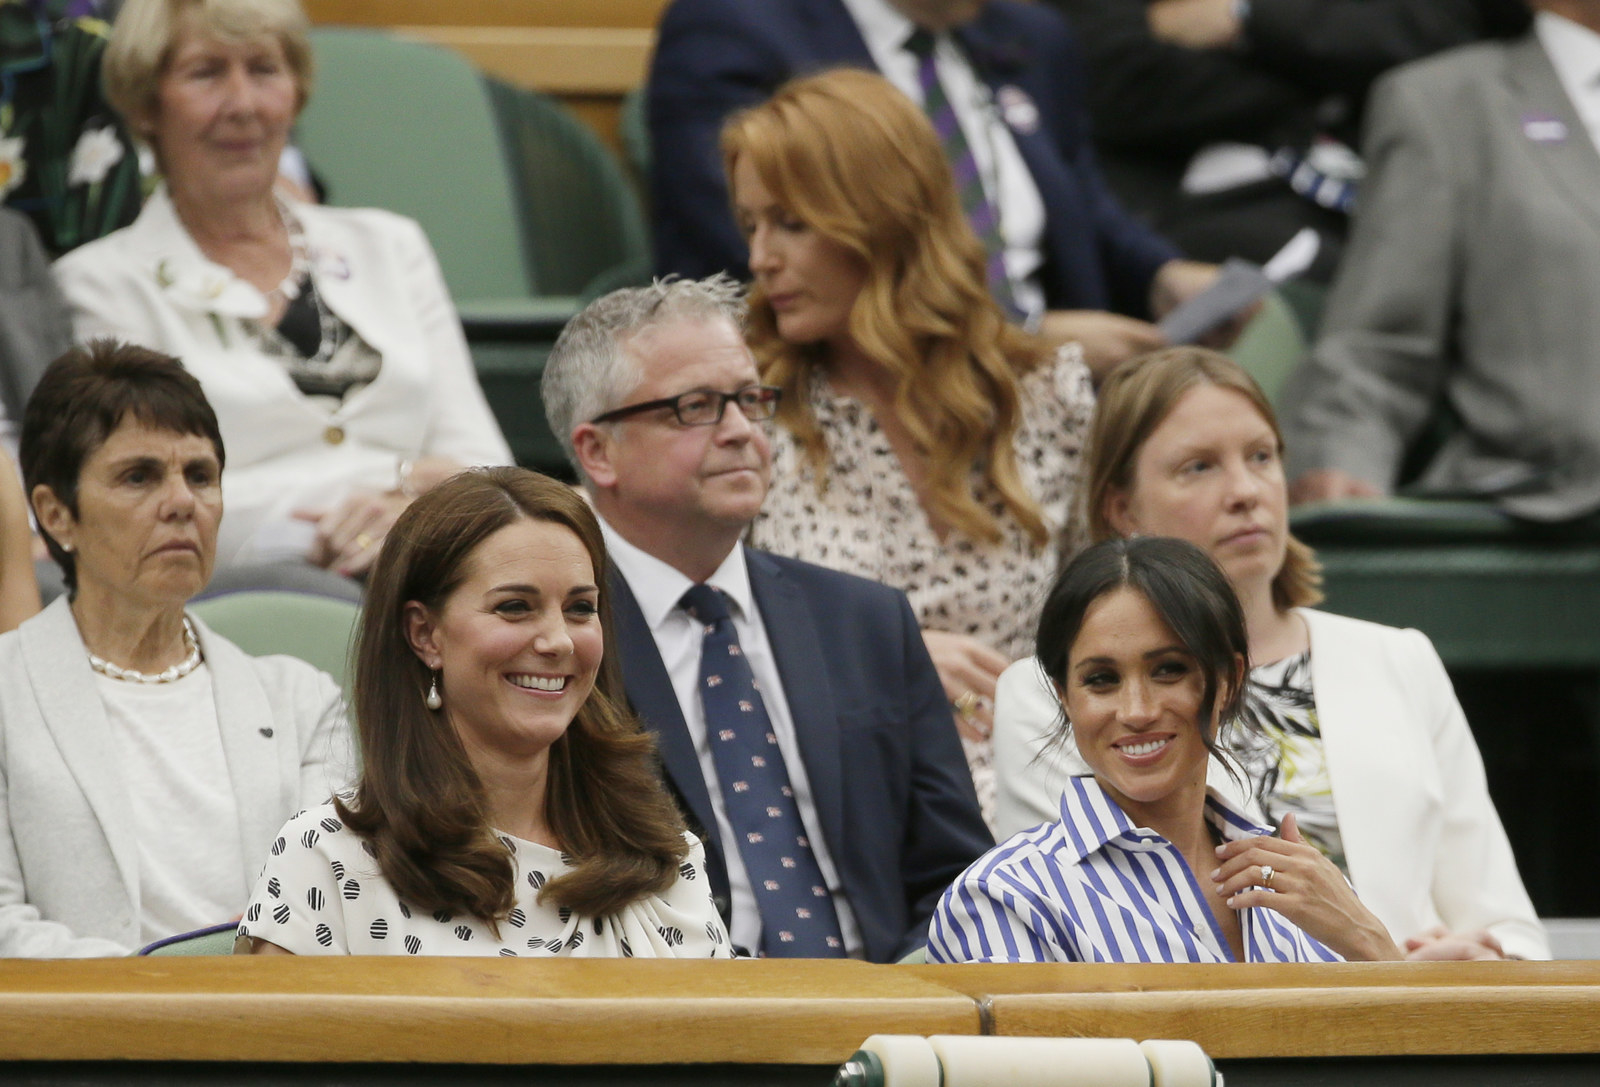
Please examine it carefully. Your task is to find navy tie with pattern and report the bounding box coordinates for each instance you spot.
[904,28,1024,320]
[680,583,846,958]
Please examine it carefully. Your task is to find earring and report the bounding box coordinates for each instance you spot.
[425,671,442,711]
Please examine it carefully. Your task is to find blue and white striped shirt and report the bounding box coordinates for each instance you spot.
[927,777,1342,964]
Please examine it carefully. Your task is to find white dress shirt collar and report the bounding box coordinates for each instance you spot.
[599,519,755,631]
[841,0,922,58]
[1054,775,1273,866]
[1536,10,1600,150]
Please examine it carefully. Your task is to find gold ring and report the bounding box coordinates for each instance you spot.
[355,532,376,550]
[1260,864,1275,889]
[953,691,980,721]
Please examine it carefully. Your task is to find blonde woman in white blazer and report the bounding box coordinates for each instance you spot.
[993,347,1547,961]
[4,343,348,956]
[53,0,511,574]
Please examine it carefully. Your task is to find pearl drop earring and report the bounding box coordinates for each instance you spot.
[425,671,442,711]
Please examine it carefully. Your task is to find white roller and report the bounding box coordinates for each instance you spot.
[858,1034,941,1087]
[1139,1039,1218,1087]
[928,1035,1151,1087]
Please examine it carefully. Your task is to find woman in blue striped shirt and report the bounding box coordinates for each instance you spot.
[928,537,1401,963]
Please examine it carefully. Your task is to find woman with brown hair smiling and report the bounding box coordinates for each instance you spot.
[237,468,731,956]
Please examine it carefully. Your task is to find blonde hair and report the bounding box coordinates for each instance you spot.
[722,68,1050,546]
[104,0,314,135]
[1085,346,1324,610]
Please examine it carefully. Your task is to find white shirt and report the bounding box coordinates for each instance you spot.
[928,776,1343,963]
[599,520,865,957]
[97,664,247,946]
[1536,11,1600,154]
[841,0,1047,320]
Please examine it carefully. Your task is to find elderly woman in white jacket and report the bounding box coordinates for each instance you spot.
[1,341,348,956]
[53,0,510,576]
[993,347,1548,961]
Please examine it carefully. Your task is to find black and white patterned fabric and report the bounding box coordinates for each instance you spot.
[750,346,1094,824]
[238,802,735,958]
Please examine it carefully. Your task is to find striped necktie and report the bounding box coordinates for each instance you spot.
[680,583,846,957]
[904,27,1023,320]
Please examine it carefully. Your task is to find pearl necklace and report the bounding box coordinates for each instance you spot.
[87,618,204,684]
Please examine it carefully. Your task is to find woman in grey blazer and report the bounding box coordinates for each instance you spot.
[0,341,348,956]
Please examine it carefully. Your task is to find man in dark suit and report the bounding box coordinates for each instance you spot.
[541,277,992,961]
[647,0,1228,376]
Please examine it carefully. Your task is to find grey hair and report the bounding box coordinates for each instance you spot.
[541,274,748,477]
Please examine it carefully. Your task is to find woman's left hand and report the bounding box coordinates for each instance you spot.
[1212,813,1403,962]
[296,490,411,577]
[1403,925,1507,961]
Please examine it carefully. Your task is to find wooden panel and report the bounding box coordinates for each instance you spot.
[989,985,1600,1058]
[906,960,1600,996]
[305,0,669,29]
[0,958,979,1066]
[392,26,654,95]
[908,962,1600,1059]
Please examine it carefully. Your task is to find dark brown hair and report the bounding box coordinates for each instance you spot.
[1085,346,1323,610]
[338,467,689,925]
[723,68,1052,546]
[20,338,225,591]
[1037,536,1247,772]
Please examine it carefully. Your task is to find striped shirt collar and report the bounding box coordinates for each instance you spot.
[1053,775,1271,866]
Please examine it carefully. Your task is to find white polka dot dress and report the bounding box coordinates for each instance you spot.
[238,803,735,958]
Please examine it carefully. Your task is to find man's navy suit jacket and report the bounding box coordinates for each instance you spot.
[647,0,1179,316]
[610,547,993,963]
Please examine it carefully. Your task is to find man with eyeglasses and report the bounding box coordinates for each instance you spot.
[542,276,991,962]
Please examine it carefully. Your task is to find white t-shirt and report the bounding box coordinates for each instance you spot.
[97,664,248,945]
[238,802,735,958]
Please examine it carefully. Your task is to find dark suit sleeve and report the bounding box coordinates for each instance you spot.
[1015,9,1179,315]
[1243,0,1488,96]
[1055,0,1310,156]
[647,0,784,279]
[888,591,995,961]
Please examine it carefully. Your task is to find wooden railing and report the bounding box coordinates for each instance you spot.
[2,959,1598,1067]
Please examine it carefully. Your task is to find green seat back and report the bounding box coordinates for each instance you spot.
[190,590,359,696]
[1229,289,1306,408]
[484,76,651,300]
[618,84,651,208]
[296,28,532,304]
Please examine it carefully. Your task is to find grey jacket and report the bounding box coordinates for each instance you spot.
[1284,33,1600,520]
[0,598,350,956]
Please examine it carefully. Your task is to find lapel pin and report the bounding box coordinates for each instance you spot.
[997,85,1040,135]
[1522,111,1568,144]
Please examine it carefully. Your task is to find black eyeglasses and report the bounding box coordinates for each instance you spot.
[590,385,783,427]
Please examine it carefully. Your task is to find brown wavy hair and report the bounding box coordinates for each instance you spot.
[722,68,1051,546]
[1084,347,1323,610]
[338,467,689,927]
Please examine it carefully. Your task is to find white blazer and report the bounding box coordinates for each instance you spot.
[992,608,1549,960]
[53,188,513,565]
[0,598,352,956]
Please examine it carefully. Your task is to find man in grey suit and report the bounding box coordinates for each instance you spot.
[1283,0,1600,522]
